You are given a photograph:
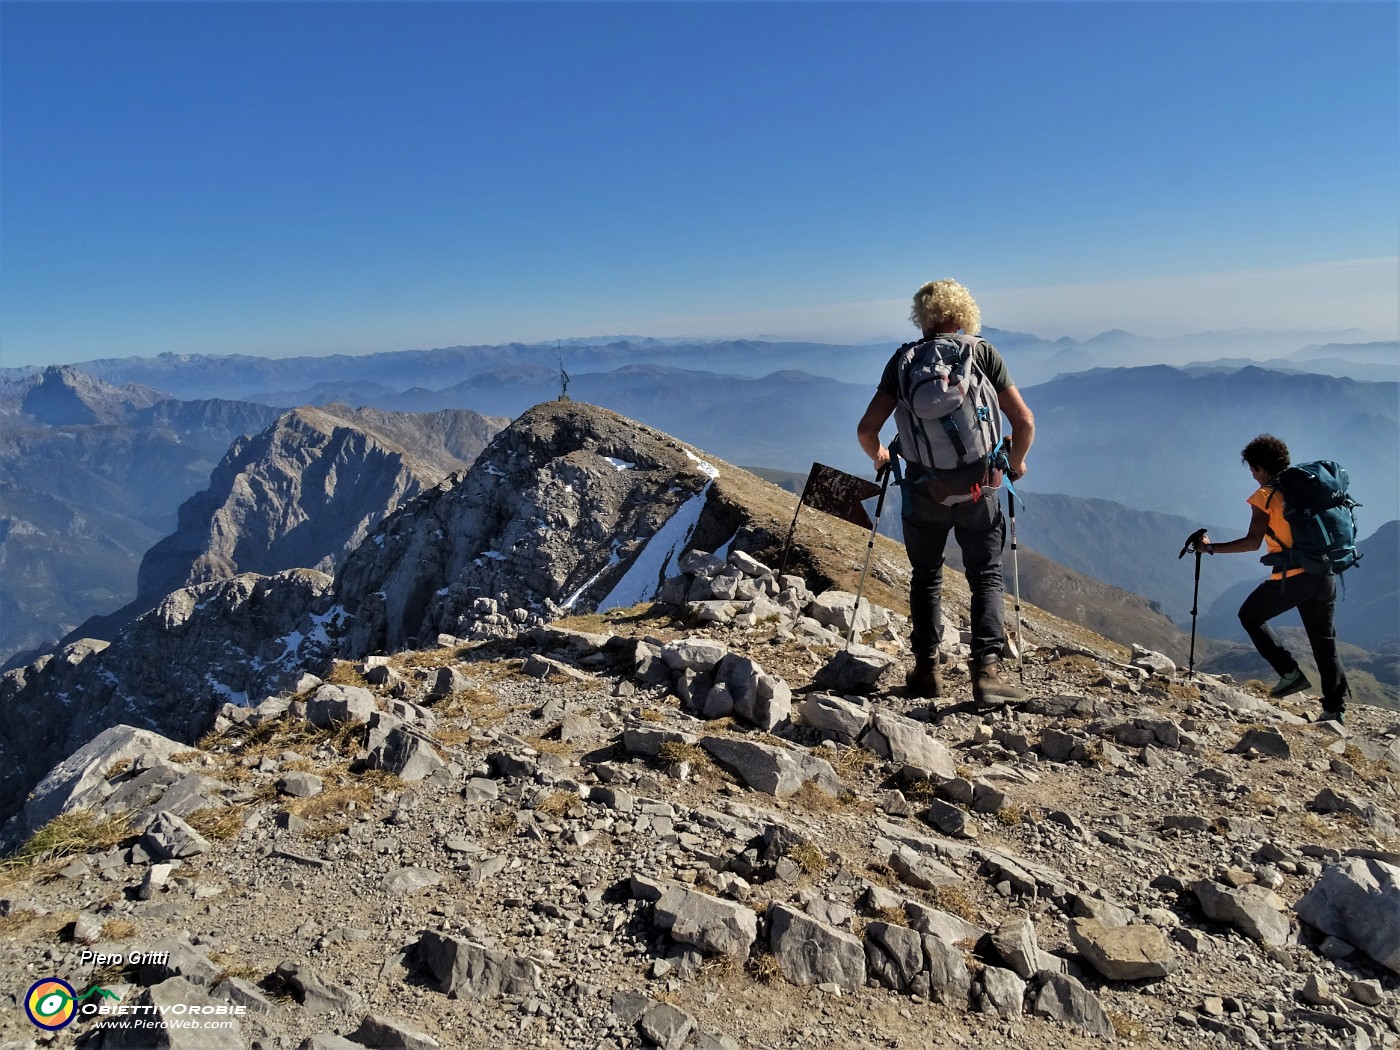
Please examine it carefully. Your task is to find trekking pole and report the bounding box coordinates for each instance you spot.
[1007,487,1024,681]
[1178,528,1208,674]
[845,459,892,651]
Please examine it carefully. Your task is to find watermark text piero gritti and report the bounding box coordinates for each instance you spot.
[78,949,171,967]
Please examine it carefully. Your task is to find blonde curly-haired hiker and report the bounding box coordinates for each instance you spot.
[857,279,1035,707]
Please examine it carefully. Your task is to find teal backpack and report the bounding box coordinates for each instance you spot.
[1261,460,1362,576]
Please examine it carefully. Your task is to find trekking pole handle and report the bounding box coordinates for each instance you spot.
[1179,528,1208,559]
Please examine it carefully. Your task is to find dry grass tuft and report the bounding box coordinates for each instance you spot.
[529,735,575,757]
[102,919,138,941]
[747,951,784,984]
[4,810,131,869]
[790,780,841,813]
[872,905,908,927]
[168,750,203,765]
[355,769,407,793]
[864,862,896,887]
[322,661,370,688]
[833,746,868,779]
[0,909,39,934]
[433,685,500,722]
[699,954,741,981]
[901,778,939,803]
[104,759,133,781]
[928,885,980,923]
[638,709,666,724]
[285,784,373,823]
[186,806,246,842]
[995,804,1025,826]
[656,740,707,767]
[1109,1010,1148,1042]
[551,602,663,635]
[1051,654,1100,675]
[534,791,577,816]
[786,842,827,875]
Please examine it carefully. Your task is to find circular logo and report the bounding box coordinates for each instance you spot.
[25,978,77,1030]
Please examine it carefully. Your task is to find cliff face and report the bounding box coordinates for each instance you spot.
[135,404,504,603]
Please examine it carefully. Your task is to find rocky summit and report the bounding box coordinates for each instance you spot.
[0,400,1396,1050]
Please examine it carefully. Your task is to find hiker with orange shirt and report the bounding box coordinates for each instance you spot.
[1197,434,1349,723]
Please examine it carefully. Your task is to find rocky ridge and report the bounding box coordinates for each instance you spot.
[133,404,505,613]
[0,548,1397,1049]
[0,401,904,827]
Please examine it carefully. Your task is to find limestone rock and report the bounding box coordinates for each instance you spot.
[1031,972,1116,1038]
[347,1014,442,1050]
[1231,725,1291,758]
[797,693,870,740]
[1296,858,1400,974]
[1067,918,1180,980]
[654,883,758,958]
[976,966,1026,1018]
[811,645,895,693]
[768,904,867,992]
[413,931,543,999]
[863,921,926,994]
[700,738,841,799]
[16,725,191,837]
[862,710,956,780]
[1193,880,1291,947]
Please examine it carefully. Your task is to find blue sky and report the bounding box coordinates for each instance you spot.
[2,1,1397,366]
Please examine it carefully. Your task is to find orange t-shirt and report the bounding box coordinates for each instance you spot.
[1248,486,1304,579]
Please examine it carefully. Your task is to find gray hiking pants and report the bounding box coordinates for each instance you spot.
[902,486,1006,664]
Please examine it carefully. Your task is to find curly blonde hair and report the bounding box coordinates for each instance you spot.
[910,279,981,336]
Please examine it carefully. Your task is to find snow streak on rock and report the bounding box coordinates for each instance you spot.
[599,486,712,612]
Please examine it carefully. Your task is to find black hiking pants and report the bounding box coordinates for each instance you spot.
[1238,572,1348,711]
[902,486,1006,665]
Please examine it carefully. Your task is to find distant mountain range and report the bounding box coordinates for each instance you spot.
[5,326,1391,399]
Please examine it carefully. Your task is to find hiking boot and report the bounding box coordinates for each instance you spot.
[1269,667,1311,699]
[971,657,1027,707]
[905,657,942,699]
[1320,707,1345,725]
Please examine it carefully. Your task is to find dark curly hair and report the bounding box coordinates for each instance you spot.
[1241,434,1290,476]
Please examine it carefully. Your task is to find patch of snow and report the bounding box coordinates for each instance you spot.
[602,457,636,471]
[598,484,712,611]
[714,530,740,561]
[684,451,720,479]
[205,676,248,707]
[278,630,305,659]
[480,550,507,561]
[561,540,623,611]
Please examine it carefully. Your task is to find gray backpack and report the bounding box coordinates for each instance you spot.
[892,335,1004,503]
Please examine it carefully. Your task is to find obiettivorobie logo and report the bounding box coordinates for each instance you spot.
[24,978,119,1031]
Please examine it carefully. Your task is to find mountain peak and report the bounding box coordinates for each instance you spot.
[19,366,166,426]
